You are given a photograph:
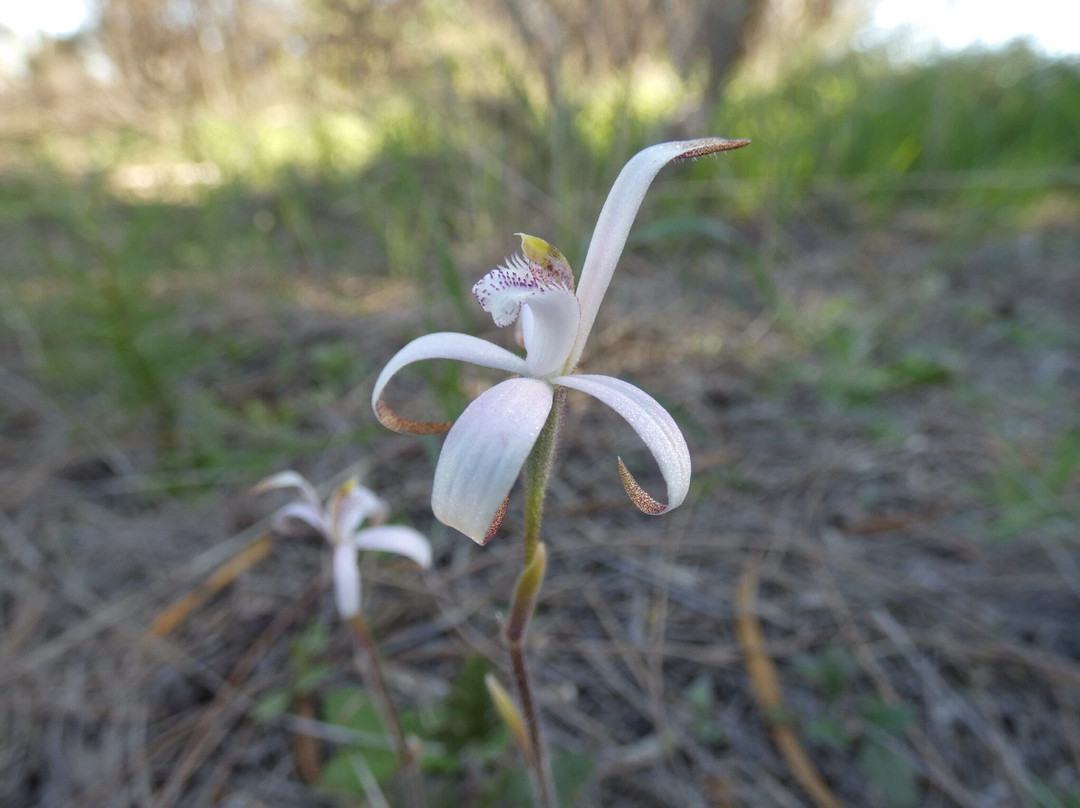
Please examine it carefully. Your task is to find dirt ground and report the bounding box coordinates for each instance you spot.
[2,208,1079,807]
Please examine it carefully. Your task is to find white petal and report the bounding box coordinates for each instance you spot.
[568,138,746,370]
[371,332,528,432]
[332,542,362,618]
[253,470,322,513]
[331,480,388,545]
[353,525,433,569]
[271,502,329,538]
[555,373,690,513]
[432,378,554,544]
[520,288,580,378]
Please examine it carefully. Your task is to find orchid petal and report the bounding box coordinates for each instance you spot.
[253,470,322,513]
[332,542,362,618]
[554,373,690,513]
[568,137,750,370]
[432,377,554,544]
[271,502,330,537]
[331,479,388,545]
[352,525,433,569]
[372,332,528,434]
[520,288,580,378]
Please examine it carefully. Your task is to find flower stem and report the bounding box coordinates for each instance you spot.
[506,387,566,808]
[522,386,566,565]
[347,615,426,808]
[509,634,556,807]
[505,545,556,808]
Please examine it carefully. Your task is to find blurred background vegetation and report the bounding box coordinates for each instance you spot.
[3,0,1077,481]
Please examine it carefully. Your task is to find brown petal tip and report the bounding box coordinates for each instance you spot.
[481,497,509,546]
[617,458,667,516]
[375,398,453,436]
[675,137,752,162]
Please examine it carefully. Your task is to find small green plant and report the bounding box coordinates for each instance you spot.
[253,622,335,722]
[796,649,919,808]
[682,674,727,745]
[319,685,425,795]
[987,427,1080,539]
[777,296,956,409]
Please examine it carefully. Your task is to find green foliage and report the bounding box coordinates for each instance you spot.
[795,653,920,808]
[859,697,914,736]
[719,44,1080,214]
[795,646,859,703]
[856,738,918,808]
[1029,780,1080,808]
[682,674,727,744]
[803,716,851,751]
[778,296,958,409]
[551,750,594,807]
[432,655,504,754]
[252,621,334,722]
[282,653,593,805]
[320,686,406,792]
[987,427,1080,539]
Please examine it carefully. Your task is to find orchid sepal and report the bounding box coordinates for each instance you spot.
[372,332,529,435]
[333,542,362,617]
[253,470,323,515]
[553,373,691,515]
[431,378,554,544]
[353,524,434,570]
[567,137,750,371]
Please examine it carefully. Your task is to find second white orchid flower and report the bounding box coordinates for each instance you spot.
[372,137,749,544]
[254,471,432,617]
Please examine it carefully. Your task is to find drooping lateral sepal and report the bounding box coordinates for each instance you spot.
[374,398,453,436]
[555,373,690,514]
[351,525,433,570]
[371,332,529,435]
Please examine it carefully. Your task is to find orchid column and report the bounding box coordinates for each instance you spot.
[373,137,749,806]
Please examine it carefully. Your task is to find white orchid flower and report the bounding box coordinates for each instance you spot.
[254,470,432,618]
[372,137,749,545]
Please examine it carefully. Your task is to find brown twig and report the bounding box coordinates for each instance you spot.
[735,558,845,808]
[145,534,275,638]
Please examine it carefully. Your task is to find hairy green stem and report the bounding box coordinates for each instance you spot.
[348,615,426,808]
[522,386,566,565]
